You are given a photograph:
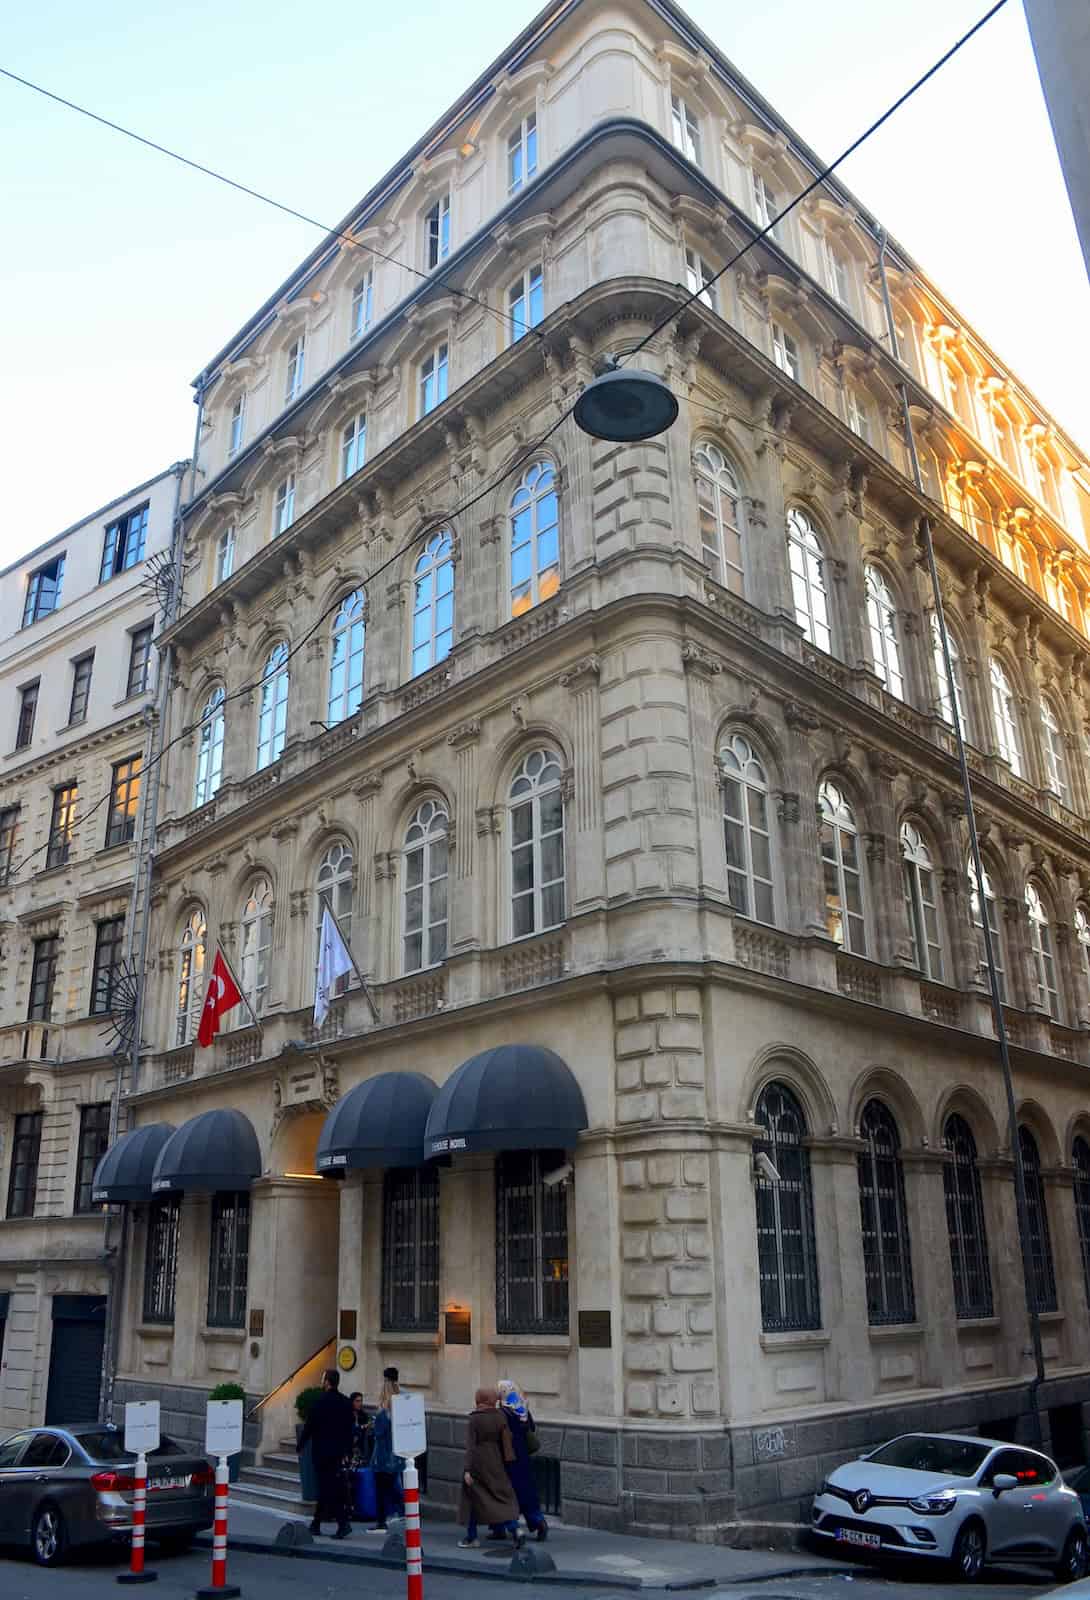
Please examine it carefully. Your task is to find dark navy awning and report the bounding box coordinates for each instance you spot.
[425,1045,588,1159]
[316,1072,437,1174]
[151,1109,261,1194]
[92,1123,176,1204]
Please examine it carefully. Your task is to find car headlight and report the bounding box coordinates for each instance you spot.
[907,1491,958,1515]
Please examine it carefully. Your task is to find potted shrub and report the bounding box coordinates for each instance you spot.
[294,1387,323,1503]
[208,1383,247,1483]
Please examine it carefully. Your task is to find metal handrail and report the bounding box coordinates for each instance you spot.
[246,1335,336,1421]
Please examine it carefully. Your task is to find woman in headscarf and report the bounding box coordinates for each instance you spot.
[458,1388,522,1549]
[497,1378,548,1540]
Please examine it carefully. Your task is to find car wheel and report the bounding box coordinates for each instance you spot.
[31,1504,67,1568]
[951,1518,986,1581]
[1055,1526,1088,1582]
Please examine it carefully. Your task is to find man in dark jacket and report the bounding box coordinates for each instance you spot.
[297,1369,354,1537]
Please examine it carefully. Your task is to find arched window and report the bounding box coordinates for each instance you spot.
[1075,905,1090,989]
[786,508,832,654]
[327,591,365,725]
[931,614,968,733]
[1041,700,1070,805]
[1073,1136,1090,1310]
[694,444,744,595]
[942,1114,993,1319]
[194,688,225,808]
[864,565,905,700]
[968,857,1006,1003]
[316,841,354,1000]
[720,733,774,924]
[989,659,1023,775]
[510,462,559,617]
[753,1082,820,1332]
[411,532,454,677]
[1026,883,1060,1018]
[239,877,273,1019]
[509,748,565,938]
[256,643,289,769]
[857,1100,915,1325]
[175,908,206,1046]
[901,822,943,980]
[1019,1126,1058,1312]
[819,780,866,955]
[403,800,449,972]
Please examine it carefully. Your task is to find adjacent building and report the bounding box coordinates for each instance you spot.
[97,0,1090,1534]
[1025,0,1090,282]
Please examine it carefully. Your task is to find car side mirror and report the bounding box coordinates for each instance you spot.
[992,1473,1018,1495]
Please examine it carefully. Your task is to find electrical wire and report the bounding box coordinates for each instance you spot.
[0,66,545,348]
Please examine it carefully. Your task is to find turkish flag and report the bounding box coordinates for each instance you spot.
[197,948,243,1047]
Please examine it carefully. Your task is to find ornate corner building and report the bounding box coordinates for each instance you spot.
[70,0,1090,1535]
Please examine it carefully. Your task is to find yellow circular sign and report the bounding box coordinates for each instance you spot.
[337,1345,357,1372]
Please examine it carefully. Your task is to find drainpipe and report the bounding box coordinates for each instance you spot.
[875,228,1048,1442]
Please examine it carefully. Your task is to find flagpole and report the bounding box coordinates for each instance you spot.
[218,944,263,1036]
[318,894,379,1023]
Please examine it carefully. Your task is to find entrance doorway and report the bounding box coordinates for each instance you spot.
[45,1296,107,1424]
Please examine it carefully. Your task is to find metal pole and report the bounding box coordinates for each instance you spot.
[876,230,1047,1439]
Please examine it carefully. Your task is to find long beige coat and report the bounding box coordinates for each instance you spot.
[458,1406,519,1525]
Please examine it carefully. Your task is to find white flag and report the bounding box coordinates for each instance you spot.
[314,905,355,1027]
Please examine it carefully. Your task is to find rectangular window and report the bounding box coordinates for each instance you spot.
[46,785,78,869]
[284,338,305,404]
[425,194,451,269]
[685,248,717,311]
[229,393,246,456]
[215,528,235,585]
[846,390,870,443]
[208,1192,250,1329]
[0,806,18,886]
[507,264,544,342]
[824,241,850,304]
[28,936,58,1022]
[143,1198,180,1324]
[68,654,94,725]
[341,413,367,481]
[127,625,154,698]
[105,757,141,850]
[507,113,538,194]
[23,555,65,627]
[74,1102,111,1213]
[419,343,449,417]
[273,475,296,536]
[670,92,701,166]
[772,322,799,382]
[381,1167,440,1331]
[351,268,374,340]
[6,1112,42,1219]
[90,916,125,1016]
[752,172,781,238]
[100,505,149,583]
[495,1149,569,1334]
[15,682,38,750]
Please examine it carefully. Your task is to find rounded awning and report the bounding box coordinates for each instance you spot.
[92,1123,176,1204]
[425,1045,588,1159]
[316,1072,438,1174]
[151,1109,262,1194]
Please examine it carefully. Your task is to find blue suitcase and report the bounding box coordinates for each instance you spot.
[353,1466,378,1520]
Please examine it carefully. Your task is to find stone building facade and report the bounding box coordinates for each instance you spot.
[103,0,1090,1534]
[0,464,185,1432]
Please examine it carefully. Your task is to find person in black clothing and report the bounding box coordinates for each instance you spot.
[297,1369,354,1538]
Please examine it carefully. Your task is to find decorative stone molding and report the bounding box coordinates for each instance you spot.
[446,720,481,749]
[680,642,722,678]
[559,655,601,691]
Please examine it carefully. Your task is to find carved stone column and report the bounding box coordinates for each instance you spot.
[780,702,827,939]
[559,655,605,914]
[681,646,724,917]
[447,721,481,950]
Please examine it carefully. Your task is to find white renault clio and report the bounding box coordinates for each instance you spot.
[811,1433,1088,1581]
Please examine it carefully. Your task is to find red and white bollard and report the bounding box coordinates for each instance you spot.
[403,1457,423,1600]
[196,1456,240,1600]
[117,1451,157,1584]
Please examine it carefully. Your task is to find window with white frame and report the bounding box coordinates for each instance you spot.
[403,800,449,972]
[846,389,870,443]
[350,267,374,341]
[239,878,273,1019]
[316,841,354,999]
[931,614,968,732]
[823,239,850,304]
[968,856,1006,1003]
[901,821,943,980]
[419,342,448,416]
[229,393,246,456]
[771,321,799,381]
[685,248,717,311]
[1041,698,1070,804]
[507,113,538,193]
[175,907,206,1047]
[997,525,1029,583]
[194,687,225,808]
[989,658,1023,774]
[864,564,905,700]
[215,527,236,585]
[1026,882,1060,1018]
[411,532,454,677]
[507,264,543,342]
[670,92,701,166]
[786,507,832,653]
[819,779,867,955]
[341,413,367,481]
[327,589,365,724]
[752,171,780,237]
[256,643,289,768]
[273,474,296,537]
[425,193,450,269]
[720,733,774,924]
[510,461,559,616]
[509,748,565,938]
[694,443,744,594]
[1076,905,1090,988]
[284,337,305,404]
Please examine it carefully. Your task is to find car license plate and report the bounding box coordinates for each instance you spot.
[151,1475,191,1490]
[836,1528,881,1549]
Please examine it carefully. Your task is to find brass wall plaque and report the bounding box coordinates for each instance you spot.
[339,1309,358,1341]
[578,1310,612,1349]
[249,1309,265,1338]
[445,1309,472,1346]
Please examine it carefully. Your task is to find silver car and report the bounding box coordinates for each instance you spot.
[0,1424,214,1567]
[811,1431,1088,1581]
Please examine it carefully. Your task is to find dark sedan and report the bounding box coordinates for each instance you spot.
[0,1425,214,1566]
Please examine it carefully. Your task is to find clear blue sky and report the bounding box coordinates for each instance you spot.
[1,0,1087,559]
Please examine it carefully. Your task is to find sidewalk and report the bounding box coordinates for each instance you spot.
[206,1501,850,1590]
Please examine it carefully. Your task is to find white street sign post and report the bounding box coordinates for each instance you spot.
[117,1402,159,1585]
[392,1393,427,1600]
[197,1402,243,1600]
